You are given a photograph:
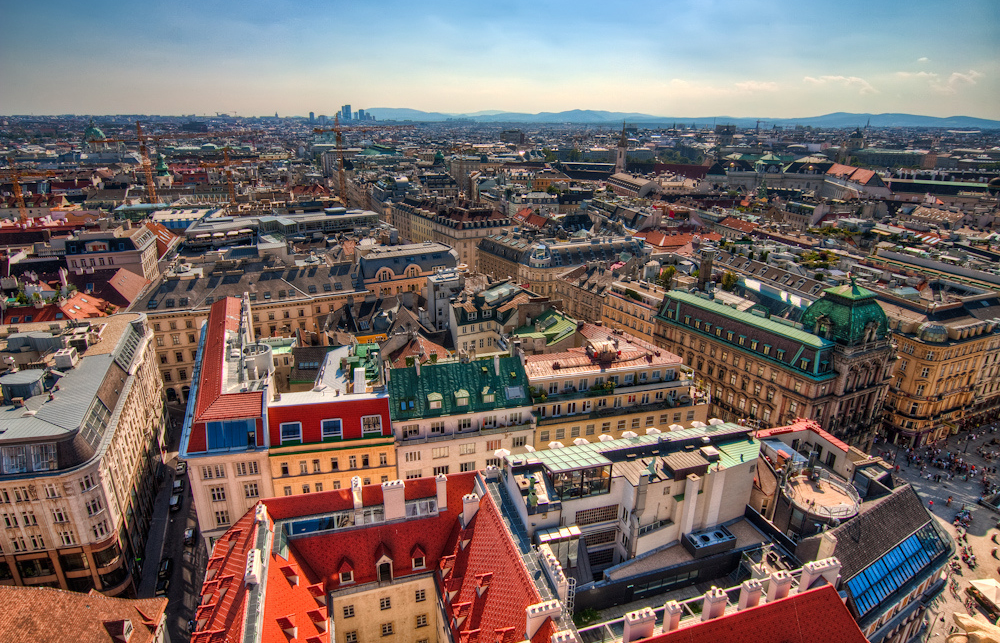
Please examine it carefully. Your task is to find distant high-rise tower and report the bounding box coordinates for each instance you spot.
[357,108,366,121]
[342,104,352,121]
[615,121,628,174]
[309,112,315,124]
[699,249,715,291]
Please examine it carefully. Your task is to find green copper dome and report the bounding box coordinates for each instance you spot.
[800,276,888,346]
[83,120,106,143]
[155,153,170,175]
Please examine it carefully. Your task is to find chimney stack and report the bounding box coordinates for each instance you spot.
[525,600,561,640]
[462,493,480,527]
[701,586,728,621]
[797,557,842,593]
[738,578,764,610]
[351,476,363,510]
[436,474,448,512]
[381,479,406,521]
[623,608,656,643]
[766,570,793,603]
[663,601,683,632]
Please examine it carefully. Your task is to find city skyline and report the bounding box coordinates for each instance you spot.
[0,0,997,119]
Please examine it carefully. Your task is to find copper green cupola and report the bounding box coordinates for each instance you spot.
[800,275,888,346]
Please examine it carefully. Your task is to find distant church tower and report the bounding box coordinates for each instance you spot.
[615,121,628,174]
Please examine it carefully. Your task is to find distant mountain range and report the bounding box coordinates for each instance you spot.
[365,108,1000,129]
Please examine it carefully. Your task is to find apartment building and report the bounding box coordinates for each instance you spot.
[267,343,395,494]
[450,280,546,355]
[65,222,159,281]
[132,257,362,406]
[356,241,459,298]
[878,289,1000,446]
[0,314,164,596]
[180,297,274,546]
[477,232,649,297]
[525,324,709,445]
[190,472,577,643]
[389,198,511,268]
[388,354,535,479]
[602,278,669,345]
[554,263,615,324]
[654,281,895,450]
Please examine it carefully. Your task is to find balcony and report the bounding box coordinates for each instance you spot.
[536,395,701,426]
[530,373,693,404]
[397,421,534,445]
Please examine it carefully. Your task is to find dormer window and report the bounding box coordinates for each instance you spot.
[427,393,443,410]
[455,389,470,406]
[412,556,425,570]
[340,570,354,584]
[483,309,491,318]
[468,312,477,320]
[482,386,495,404]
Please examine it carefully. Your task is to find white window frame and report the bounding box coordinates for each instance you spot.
[321,418,343,440]
[362,415,383,435]
[280,422,302,444]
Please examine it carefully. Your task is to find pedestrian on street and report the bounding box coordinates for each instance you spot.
[929,500,934,510]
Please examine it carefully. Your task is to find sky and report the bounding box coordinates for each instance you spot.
[1,0,997,119]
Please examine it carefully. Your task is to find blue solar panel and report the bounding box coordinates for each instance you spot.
[846,522,945,617]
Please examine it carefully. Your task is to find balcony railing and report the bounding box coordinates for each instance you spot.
[397,421,534,444]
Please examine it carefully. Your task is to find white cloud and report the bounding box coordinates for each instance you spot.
[803,75,877,95]
[733,80,778,92]
[930,69,984,93]
[895,71,938,79]
[917,57,929,63]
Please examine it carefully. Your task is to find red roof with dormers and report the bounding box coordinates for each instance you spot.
[642,584,869,643]
[444,493,556,643]
[260,541,327,643]
[191,510,259,643]
[284,473,476,586]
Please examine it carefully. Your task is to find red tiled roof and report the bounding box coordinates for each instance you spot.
[757,418,849,454]
[443,493,553,643]
[718,216,758,234]
[0,586,167,643]
[143,221,179,259]
[106,267,151,305]
[643,585,869,643]
[191,510,259,643]
[261,543,327,643]
[285,473,477,586]
[193,298,263,423]
[637,230,722,250]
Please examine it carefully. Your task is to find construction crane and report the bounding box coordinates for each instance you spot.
[93,124,258,205]
[199,147,259,209]
[313,118,414,207]
[0,167,57,225]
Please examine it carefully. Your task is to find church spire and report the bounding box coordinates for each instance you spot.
[615,121,628,173]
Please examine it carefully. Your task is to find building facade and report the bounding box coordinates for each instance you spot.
[65,223,159,281]
[0,314,165,596]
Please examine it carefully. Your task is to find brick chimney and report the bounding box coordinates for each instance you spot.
[436,473,448,512]
[766,570,793,603]
[797,557,841,593]
[738,578,764,610]
[623,607,656,643]
[662,601,683,632]
[379,479,404,519]
[525,600,561,640]
[701,586,728,621]
[462,493,480,527]
[351,476,363,510]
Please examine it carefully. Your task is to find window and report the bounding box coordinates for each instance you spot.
[460,443,475,455]
[215,510,230,527]
[379,452,388,466]
[416,614,428,628]
[345,632,358,643]
[302,484,310,494]
[381,623,394,637]
[460,462,474,472]
[280,422,302,444]
[430,421,445,434]
[405,452,421,462]
[343,605,355,618]
[300,461,308,475]
[331,457,339,470]
[512,436,527,448]
[433,465,449,476]
[432,447,449,459]
[284,486,292,496]
[85,497,104,517]
[362,454,370,468]
[244,483,259,498]
[380,596,391,610]
[281,463,289,476]
[415,588,426,602]
[362,415,383,434]
[52,507,67,523]
[322,419,342,440]
[349,456,357,469]
[340,570,354,583]
[313,459,321,473]
[210,486,226,502]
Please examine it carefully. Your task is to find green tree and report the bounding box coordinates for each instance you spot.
[658,265,677,291]
[721,270,738,292]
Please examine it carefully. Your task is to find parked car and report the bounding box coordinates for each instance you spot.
[155,577,170,597]
[169,495,182,512]
[172,478,185,494]
[175,460,187,476]
[158,557,173,579]
[183,527,197,546]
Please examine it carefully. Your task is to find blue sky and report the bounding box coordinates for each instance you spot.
[1,0,997,118]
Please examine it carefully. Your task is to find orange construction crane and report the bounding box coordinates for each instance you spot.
[199,148,259,207]
[93,123,259,205]
[314,118,414,207]
[0,167,57,225]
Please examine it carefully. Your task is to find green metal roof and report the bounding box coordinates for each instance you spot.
[661,291,832,349]
[389,356,530,421]
[512,309,578,346]
[800,277,888,347]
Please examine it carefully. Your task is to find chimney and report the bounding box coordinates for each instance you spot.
[701,586,728,621]
[550,632,579,643]
[525,600,561,640]
[382,479,406,521]
[816,531,838,560]
[797,557,841,593]
[494,353,500,376]
[351,476,363,510]
[436,473,448,512]
[662,601,683,632]
[462,493,480,527]
[766,570,793,602]
[623,607,656,643]
[415,360,420,377]
[738,578,764,610]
